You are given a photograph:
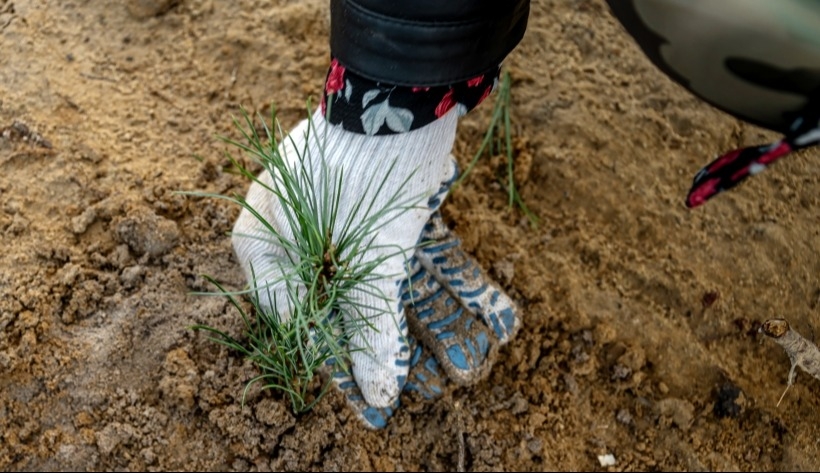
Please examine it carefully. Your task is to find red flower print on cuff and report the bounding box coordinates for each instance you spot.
[326,58,346,95]
[435,89,456,118]
[466,75,484,87]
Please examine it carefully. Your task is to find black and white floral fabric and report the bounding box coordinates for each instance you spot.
[321,57,499,136]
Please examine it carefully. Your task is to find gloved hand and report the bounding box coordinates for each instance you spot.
[232,108,459,409]
[327,210,520,428]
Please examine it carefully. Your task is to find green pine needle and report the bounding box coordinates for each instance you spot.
[455,69,539,227]
[186,105,424,414]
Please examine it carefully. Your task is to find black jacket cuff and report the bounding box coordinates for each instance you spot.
[330,0,529,87]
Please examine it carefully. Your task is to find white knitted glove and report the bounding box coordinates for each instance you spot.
[231,108,458,408]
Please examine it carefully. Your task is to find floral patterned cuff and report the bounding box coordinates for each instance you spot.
[321,57,500,135]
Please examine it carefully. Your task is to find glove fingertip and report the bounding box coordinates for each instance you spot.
[324,357,400,430]
[483,294,520,345]
[360,403,397,430]
[403,267,500,386]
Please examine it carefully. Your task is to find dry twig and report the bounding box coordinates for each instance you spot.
[760,318,820,406]
[452,400,466,473]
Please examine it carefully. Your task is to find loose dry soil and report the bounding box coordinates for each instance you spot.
[2,0,820,471]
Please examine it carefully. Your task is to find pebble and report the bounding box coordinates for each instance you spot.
[597,453,616,467]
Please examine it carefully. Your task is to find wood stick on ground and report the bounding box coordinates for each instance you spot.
[452,399,466,473]
[760,318,820,406]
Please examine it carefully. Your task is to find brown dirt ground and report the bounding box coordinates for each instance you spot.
[2,0,820,471]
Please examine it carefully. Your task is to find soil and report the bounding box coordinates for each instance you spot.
[2,0,820,471]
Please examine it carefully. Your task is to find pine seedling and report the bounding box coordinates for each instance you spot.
[189,106,424,414]
[760,318,820,406]
[455,69,539,227]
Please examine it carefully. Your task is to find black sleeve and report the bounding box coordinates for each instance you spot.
[330,0,530,87]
